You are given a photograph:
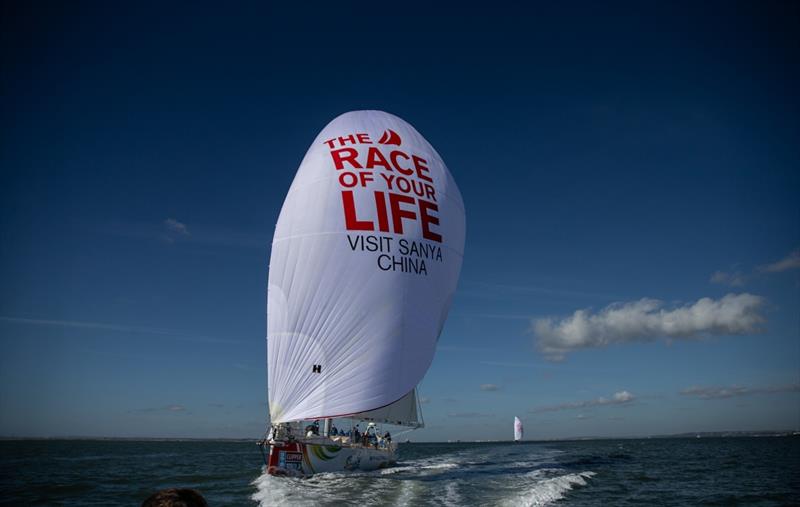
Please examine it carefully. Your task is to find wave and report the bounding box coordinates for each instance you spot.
[380,461,459,475]
[252,446,595,506]
[442,480,463,507]
[251,469,426,506]
[500,471,596,507]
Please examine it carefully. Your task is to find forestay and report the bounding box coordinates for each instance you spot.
[267,111,465,424]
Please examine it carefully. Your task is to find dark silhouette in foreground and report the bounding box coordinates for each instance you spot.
[141,488,208,507]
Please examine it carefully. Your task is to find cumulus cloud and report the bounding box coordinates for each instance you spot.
[480,384,500,391]
[680,383,800,399]
[532,391,635,413]
[532,293,765,360]
[758,249,800,273]
[710,270,746,287]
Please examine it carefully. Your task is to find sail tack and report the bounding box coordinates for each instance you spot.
[267,111,465,424]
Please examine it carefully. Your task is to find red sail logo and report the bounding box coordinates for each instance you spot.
[377,129,401,146]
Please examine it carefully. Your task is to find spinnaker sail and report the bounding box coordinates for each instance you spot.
[514,416,523,441]
[267,110,465,425]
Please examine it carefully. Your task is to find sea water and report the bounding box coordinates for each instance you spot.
[1,438,798,506]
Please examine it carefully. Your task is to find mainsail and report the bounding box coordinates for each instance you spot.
[514,417,523,441]
[350,388,422,428]
[267,111,465,425]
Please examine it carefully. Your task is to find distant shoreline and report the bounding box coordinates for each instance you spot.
[1,430,797,443]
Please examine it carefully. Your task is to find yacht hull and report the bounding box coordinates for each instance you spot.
[267,440,396,476]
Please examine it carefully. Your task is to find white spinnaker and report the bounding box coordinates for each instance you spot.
[268,111,465,424]
[514,417,523,441]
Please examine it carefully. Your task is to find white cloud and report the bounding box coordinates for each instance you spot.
[162,218,190,243]
[758,249,800,273]
[710,270,746,287]
[532,390,635,413]
[480,384,500,391]
[612,390,634,403]
[164,218,190,236]
[532,293,765,360]
[709,248,800,286]
[680,383,800,399]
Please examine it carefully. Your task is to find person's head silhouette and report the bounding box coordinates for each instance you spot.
[141,488,208,507]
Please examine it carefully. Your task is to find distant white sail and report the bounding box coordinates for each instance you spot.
[267,111,466,424]
[514,417,523,441]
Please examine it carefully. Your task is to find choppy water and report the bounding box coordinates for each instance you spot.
[1,437,798,506]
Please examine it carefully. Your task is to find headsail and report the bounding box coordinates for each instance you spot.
[514,416,523,441]
[267,111,465,424]
[349,388,422,428]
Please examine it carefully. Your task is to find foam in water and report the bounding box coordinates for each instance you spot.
[502,471,596,507]
[379,460,458,475]
[252,446,595,507]
[443,480,463,507]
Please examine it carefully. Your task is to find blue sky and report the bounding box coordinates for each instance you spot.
[1,2,798,440]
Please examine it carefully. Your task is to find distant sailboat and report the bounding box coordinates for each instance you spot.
[258,111,466,476]
[514,417,523,442]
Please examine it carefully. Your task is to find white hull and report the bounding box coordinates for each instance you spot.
[267,438,396,476]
